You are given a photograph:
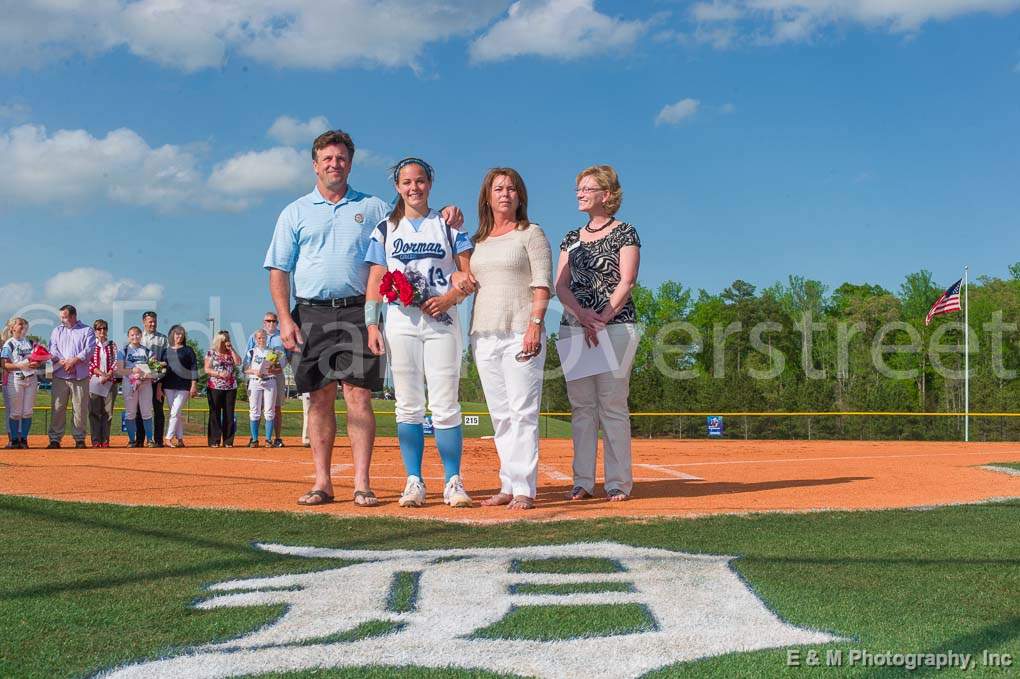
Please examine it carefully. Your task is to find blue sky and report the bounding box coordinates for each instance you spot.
[1,0,1018,346]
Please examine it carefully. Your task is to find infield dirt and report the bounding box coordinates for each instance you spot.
[2,438,1018,521]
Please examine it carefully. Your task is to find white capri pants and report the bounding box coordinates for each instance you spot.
[384,306,462,428]
[164,389,189,440]
[7,374,38,419]
[247,378,276,421]
[561,323,640,496]
[123,379,154,420]
[472,331,545,497]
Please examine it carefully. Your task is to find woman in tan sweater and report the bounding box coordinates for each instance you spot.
[470,168,552,509]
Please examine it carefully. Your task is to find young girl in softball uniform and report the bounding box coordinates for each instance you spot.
[117,326,155,447]
[365,157,475,508]
[1,317,40,449]
[244,329,277,447]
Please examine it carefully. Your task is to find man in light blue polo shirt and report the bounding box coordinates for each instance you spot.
[265,129,465,507]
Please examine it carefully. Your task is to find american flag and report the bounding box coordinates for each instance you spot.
[925,278,962,326]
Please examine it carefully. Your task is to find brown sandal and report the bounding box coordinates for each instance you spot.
[481,492,513,506]
[508,495,535,510]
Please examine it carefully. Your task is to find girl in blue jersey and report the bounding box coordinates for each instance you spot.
[117,326,155,447]
[364,158,475,508]
[1,317,40,449]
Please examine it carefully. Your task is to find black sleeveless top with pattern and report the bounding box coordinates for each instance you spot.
[559,222,641,327]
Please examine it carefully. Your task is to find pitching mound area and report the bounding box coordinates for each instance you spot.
[3,437,1018,520]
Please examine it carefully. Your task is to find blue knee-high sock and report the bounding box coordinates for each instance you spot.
[265,418,274,441]
[434,425,464,483]
[6,418,14,442]
[126,419,138,445]
[250,419,260,441]
[20,417,32,442]
[142,418,154,442]
[396,423,425,479]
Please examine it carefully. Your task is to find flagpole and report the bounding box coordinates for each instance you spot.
[964,265,969,443]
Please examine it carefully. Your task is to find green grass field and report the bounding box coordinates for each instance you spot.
[989,462,1020,473]
[2,496,1018,678]
[1,397,573,439]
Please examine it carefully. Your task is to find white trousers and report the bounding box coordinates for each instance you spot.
[562,323,639,495]
[384,306,462,428]
[8,375,38,419]
[247,378,276,421]
[123,379,154,420]
[472,331,544,497]
[164,389,189,440]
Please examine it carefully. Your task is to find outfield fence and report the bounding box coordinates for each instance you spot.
[3,405,1020,441]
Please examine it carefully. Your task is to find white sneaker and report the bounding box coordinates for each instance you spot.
[399,475,426,507]
[443,474,473,508]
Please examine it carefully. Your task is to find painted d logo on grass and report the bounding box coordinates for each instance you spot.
[102,542,839,679]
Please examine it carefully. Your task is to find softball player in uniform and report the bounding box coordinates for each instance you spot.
[116,327,155,447]
[1,317,40,449]
[365,157,475,508]
[244,330,277,447]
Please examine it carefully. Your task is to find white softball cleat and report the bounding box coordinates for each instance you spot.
[443,474,473,508]
[399,475,426,507]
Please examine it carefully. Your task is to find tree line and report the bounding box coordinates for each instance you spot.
[461,267,1020,441]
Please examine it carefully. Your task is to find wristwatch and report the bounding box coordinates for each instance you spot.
[531,316,543,326]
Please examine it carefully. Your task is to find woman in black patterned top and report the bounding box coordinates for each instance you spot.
[554,164,641,502]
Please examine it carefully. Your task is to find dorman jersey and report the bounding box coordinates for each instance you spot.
[366,210,472,298]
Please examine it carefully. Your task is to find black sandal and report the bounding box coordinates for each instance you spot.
[353,489,379,507]
[565,486,593,500]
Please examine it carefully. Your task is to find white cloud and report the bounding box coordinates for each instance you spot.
[656,98,700,125]
[0,124,204,209]
[267,115,331,147]
[689,0,1020,45]
[0,122,347,212]
[691,1,743,22]
[43,268,164,314]
[208,146,308,196]
[1,0,509,73]
[470,0,647,62]
[0,283,34,313]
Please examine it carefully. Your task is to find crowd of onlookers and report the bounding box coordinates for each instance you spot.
[1,308,304,450]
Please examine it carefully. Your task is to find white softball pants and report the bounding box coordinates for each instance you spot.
[8,374,38,419]
[472,331,545,497]
[247,378,276,421]
[123,379,153,420]
[164,389,189,440]
[384,306,462,428]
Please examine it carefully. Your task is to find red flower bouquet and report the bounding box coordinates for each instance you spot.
[28,344,52,363]
[381,270,417,306]
[379,269,453,325]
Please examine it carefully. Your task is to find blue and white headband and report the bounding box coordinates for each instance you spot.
[392,157,434,183]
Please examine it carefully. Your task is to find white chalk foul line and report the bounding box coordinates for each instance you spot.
[635,463,702,480]
[538,463,571,482]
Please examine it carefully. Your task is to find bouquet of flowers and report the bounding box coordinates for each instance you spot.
[261,349,280,376]
[28,344,52,363]
[380,270,452,325]
[145,356,166,380]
